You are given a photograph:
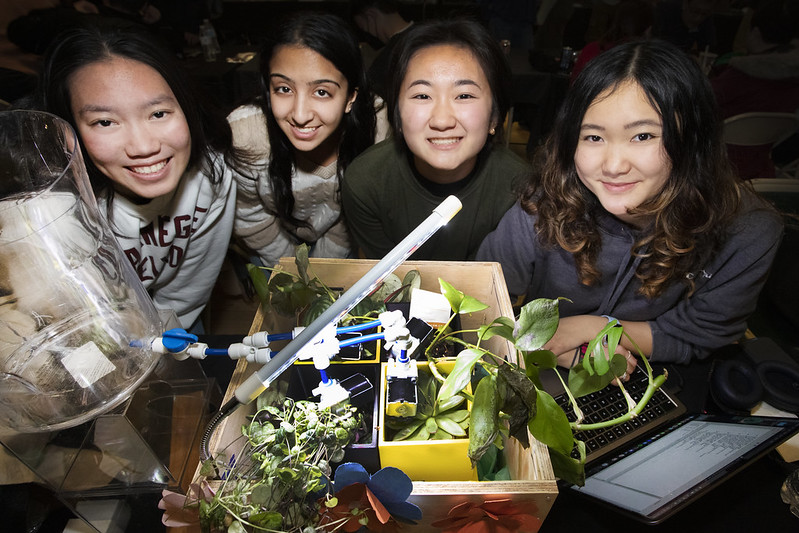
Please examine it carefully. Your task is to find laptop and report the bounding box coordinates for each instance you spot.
[544,367,799,524]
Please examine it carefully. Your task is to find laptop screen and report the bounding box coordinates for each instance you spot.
[570,414,799,523]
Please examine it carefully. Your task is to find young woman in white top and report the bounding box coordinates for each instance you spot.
[228,12,381,267]
[37,22,251,331]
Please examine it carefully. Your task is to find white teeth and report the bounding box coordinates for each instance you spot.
[296,127,317,133]
[131,160,167,174]
[429,138,459,145]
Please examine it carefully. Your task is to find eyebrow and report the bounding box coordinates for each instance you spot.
[407,79,482,89]
[270,73,342,87]
[581,119,662,130]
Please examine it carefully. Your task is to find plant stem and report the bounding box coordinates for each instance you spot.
[570,373,667,432]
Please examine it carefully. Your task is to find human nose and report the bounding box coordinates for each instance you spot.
[124,123,160,158]
[601,144,632,176]
[428,99,456,131]
[291,94,312,125]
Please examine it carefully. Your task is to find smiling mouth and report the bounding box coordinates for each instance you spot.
[128,159,168,175]
[428,137,461,146]
[293,126,319,134]
[603,181,636,191]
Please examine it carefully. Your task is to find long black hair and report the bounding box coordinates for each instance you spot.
[258,11,376,229]
[36,20,246,200]
[384,18,512,146]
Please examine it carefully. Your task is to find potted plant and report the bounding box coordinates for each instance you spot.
[173,251,668,531]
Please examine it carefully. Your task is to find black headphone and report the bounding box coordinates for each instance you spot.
[710,357,799,414]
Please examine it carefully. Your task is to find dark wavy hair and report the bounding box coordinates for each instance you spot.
[384,17,512,147]
[35,20,246,204]
[258,11,376,229]
[524,39,741,299]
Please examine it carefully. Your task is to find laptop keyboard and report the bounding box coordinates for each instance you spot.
[554,365,682,459]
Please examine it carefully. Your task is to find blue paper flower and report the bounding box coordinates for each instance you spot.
[333,462,423,524]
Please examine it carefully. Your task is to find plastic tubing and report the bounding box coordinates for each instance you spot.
[338,332,384,348]
[336,319,382,334]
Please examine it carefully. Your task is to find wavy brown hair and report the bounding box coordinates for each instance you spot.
[523,40,741,299]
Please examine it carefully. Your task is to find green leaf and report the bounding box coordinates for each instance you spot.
[478,316,515,342]
[228,521,248,533]
[438,409,470,423]
[250,484,271,505]
[497,363,536,449]
[398,270,422,301]
[548,445,586,487]
[437,349,482,403]
[468,375,499,464]
[528,388,573,456]
[295,244,311,284]
[372,273,402,303]
[439,279,489,314]
[476,442,499,480]
[436,415,467,436]
[249,511,283,529]
[425,417,438,434]
[522,349,558,371]
[437,394,465,412]
[302,296,333,326]
[392,420,424,441]
[569,352,627,398]
[349,296,386,320]
[514,298,564,351]
[246,263,271,307]
[407,425,432,440]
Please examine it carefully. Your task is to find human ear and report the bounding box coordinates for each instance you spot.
[346,88,359,114]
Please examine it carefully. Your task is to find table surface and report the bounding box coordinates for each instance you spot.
[541,354,799,532]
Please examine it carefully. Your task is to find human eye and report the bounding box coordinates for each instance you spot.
[314,88,333,98]
[632,132,656,142]
[410,93,430,100]
[152,110,169,119]
[582,134,603,142]
[272,85,292,95]
[89,118,114,128]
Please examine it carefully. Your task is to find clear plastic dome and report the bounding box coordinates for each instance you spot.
[0,110,162,432]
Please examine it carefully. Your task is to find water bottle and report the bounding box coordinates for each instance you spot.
[199,19,221,62]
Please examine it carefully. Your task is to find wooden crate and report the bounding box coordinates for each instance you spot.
[201,259,558,530]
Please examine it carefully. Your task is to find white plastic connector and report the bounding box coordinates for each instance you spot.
[151,337,190,360]
[295,323,339,361]
[228,343,272,364]
[386,357,418,380]
[248,348,272,364]
[378,309,406,330]
[186,343,209,360]
[383,324,420,360]
[313,379,351,410]
[228,343,256,360]
[243,331,271,348]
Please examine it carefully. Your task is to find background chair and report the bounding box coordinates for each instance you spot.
[746,178,799,355]
[723,112,799,179]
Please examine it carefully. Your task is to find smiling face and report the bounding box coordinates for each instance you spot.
[574,80,672,227]
[68,56,191,200]
[268,45,357,166]
[398,44,496,184]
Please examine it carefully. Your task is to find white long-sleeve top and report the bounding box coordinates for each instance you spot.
[101,153,236,328]
[227,104,386,267]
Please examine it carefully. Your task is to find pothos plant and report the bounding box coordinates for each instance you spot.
[246,247,668,486]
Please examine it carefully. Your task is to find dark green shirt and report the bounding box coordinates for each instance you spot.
[341,139,530,260]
